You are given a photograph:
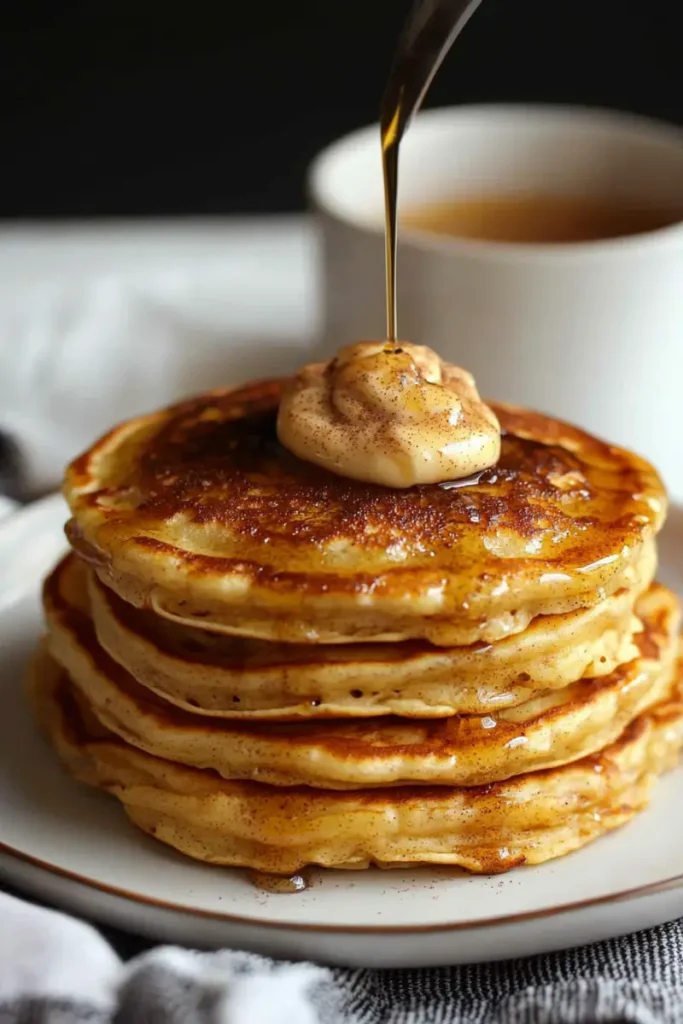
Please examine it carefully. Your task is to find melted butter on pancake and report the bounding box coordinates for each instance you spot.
[277,341,501,487]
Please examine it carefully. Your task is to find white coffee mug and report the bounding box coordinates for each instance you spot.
[308,105,683,500]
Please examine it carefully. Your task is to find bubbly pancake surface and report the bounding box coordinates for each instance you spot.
[28,647,683,874]
[64,380,666,645]
[44,556,680,788]
[88,560,642,718]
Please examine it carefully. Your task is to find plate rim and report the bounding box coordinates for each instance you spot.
[2,838,683,935]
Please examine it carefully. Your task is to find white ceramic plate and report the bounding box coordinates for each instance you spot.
[1,493,683,968]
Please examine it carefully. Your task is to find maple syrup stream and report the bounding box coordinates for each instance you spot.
[380,0,484,341]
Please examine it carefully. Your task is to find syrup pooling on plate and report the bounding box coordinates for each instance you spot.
[248,870,310,894]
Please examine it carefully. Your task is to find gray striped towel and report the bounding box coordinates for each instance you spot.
[1,890,683,1023]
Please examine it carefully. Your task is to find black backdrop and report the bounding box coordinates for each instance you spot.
[1,0,680,218]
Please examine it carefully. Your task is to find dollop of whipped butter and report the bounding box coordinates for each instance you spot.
[276,341,501,488]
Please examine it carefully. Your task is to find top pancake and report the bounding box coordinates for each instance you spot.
[64,379,666,646]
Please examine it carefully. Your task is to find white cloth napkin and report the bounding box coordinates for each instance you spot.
[4,890,683,1023]
[0,892,330,1023]
[0,274,315,498]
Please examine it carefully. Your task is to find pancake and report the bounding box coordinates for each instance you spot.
[63,380,665,646]
[28,646,683,874]
[88,559,643,719]
[44,557,680,788]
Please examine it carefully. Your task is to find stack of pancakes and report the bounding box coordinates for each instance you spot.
[29,379,683,876]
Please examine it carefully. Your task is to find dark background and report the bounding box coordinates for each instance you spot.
[1,0,680,219]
